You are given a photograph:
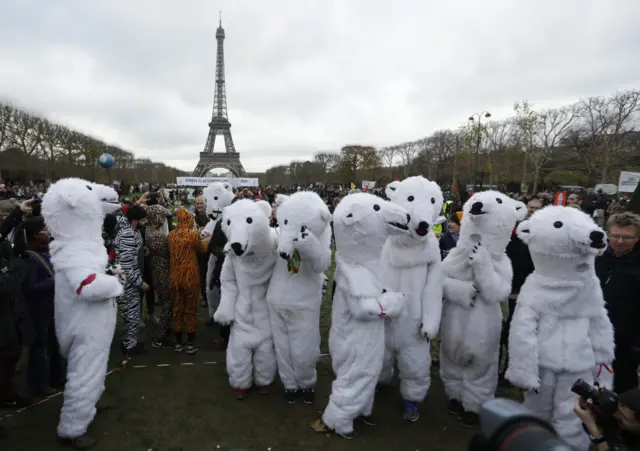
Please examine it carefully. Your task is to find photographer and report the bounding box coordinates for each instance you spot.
[574,388,640,450]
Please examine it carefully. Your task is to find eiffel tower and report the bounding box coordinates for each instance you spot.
[192,13,246,177]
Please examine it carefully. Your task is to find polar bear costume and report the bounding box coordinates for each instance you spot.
[42,178,124,442]
[202,182,235,319]
[213,199,278,396]
[439,191,526,426]
[505,206,614,451]
[265,191,331,402]
[319,193,409,438]
[377,176,445,422]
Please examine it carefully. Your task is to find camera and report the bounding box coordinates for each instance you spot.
[469,398,572,451]
[571,379,619,423]
[571,378,621,443]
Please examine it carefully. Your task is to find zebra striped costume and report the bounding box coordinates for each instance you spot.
[115,216,144,351]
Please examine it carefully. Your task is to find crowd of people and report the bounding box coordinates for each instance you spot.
[0,177,639,450]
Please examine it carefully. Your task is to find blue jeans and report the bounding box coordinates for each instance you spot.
[27,304,65,393]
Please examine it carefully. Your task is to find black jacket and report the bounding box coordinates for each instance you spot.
[506,231,534,296]
[595,242,640,345]
[0,241,34,358]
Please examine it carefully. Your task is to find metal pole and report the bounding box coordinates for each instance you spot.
[474,123,481,192]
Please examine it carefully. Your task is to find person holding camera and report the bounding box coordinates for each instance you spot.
[574,388,640,450]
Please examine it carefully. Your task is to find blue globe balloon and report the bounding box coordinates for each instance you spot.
[98,153,115,169]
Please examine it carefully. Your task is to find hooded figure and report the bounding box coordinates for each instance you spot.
[202,182,235,323]
[506,206,614,451]
[213,199,278,399]
[42,178,123,448]
[377,176,445,422]
[314,193,409,439]
[439,191,526,427]
[265,191,332,404]
[145,204,173,347]
[168,208,208,354]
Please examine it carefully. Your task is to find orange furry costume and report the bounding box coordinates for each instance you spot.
[168,208,208,339]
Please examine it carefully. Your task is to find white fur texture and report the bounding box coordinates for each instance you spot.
[43,178,123,439]
[505,206,614,451]
[439,191,519,414]
[265,192,331,390]
[321,193,409,435]
[378,176,445,404]
[214,199,278,389]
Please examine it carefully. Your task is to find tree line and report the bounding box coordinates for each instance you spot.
[263,89,640,192]
[0,101,187,185]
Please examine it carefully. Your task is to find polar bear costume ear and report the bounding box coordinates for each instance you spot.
[254,200,272,218]
[385,181,400,200]
[516,219,531,244]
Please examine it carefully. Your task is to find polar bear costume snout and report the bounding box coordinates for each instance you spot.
[385,176,445,240]
[222,200,272,257]
[517,206,608,258]
[89,183,121,215]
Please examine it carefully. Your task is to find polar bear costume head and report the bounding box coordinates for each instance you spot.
[516,206,607,278]
[385,176,444,242]
[203,181,234,220]
[43,178,120,243]
[221,199,274,257]
[275,191,331,260]
[459,190,525,255]
[333,192,411,264]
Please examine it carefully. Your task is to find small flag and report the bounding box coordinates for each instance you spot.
[553,191,567,206]
[350,182,356,189]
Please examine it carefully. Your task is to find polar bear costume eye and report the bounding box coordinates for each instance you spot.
[227,219,231,225]
[496,198,503,204]
[431,197,435,204]
[554,221,563,228]
[85,185,92,191]
[407,196,414,202]
[373,204,380,211]
[284,219,288,225]
[246,217,253,224]
[214,196,218,200]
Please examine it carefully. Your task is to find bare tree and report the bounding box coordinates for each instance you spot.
[0,102,15,151]
[313,151,340,181]
[396,141,419,177]
[529,105,579,192]
[484,119,517,184]
[9,108,45,158]
[576,89,640,183]
[378,146,397,168]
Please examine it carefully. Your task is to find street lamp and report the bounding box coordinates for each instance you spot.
[469,111,491,192]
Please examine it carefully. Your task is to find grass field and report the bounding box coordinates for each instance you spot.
[1,257,520,451]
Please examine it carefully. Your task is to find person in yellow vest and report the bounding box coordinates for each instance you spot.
[434,200,454,237]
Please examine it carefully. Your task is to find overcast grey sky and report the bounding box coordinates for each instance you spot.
[1,0,639,173]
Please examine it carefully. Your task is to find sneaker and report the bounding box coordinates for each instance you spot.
[174,343,184,353]
[447,399,464,418]
[356,415,376,426]
[152,338,172,349]
[148,313,159,325]
[184,343,199,355]
[58,433,97,449]
[235,388,249,400]
[300,387,315,404]
[403,400,420,422]
[460,410,479,428]
[284,389,298,404]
